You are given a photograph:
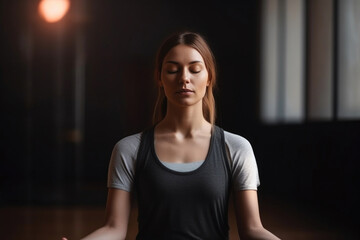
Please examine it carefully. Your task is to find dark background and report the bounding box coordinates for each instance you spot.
[1,0,359,234]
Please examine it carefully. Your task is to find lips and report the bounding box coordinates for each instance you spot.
[176,89,194,93]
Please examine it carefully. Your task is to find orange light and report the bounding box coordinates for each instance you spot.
[38,0,70,23]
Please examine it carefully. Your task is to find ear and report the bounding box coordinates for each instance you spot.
[158,80,163,87]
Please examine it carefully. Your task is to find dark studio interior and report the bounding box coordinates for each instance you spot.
[1,0,359,239]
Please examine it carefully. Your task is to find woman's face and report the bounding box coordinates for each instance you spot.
[160,44,209,108]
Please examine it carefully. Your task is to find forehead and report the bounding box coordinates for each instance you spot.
[163,44,204,63]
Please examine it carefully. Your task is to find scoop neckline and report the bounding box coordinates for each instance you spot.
[150,126,215,175]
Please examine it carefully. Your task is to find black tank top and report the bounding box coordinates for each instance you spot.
[135,126,231,240]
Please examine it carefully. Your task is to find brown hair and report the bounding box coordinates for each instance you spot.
[152,31,217,125]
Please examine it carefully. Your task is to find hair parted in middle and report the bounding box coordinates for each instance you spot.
[152,31,217,125]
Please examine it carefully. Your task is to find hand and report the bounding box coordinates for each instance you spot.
[62,238,68,240]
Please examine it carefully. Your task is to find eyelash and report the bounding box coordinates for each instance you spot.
[167,70,201,74]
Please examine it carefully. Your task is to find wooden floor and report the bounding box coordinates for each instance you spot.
[1,196,357,240]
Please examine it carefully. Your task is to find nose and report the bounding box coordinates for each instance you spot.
[179,68,190,84]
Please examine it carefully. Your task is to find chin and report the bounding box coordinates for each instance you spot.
[170,99,203,108]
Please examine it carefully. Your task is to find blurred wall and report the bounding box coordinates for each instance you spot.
[0,0,260,205]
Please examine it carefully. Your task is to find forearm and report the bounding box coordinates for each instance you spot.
[240,226,280,240]
[81,225,126,240]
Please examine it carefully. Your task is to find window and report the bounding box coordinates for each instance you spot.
[338,0,360,119]
[260,0,360,123]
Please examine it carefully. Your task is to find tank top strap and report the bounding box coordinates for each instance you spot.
[134,126,154,182]
[214,125,232,185]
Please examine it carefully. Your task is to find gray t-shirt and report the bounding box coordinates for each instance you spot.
[107,130,260,192]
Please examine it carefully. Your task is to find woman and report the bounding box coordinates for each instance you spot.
[63,31,280,240]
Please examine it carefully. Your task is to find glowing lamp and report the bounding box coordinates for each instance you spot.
[38,0,70,23]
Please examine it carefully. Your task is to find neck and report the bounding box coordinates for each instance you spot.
[158,102,211,136]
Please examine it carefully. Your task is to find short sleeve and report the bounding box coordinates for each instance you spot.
[107,133,141,192]
[224,131,260,191]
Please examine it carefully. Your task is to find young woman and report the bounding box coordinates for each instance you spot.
[63,31,280,240]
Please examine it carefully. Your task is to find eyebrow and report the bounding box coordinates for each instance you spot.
[165,60,203,65]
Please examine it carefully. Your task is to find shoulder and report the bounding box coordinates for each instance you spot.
[113,132,142,156]
[116,132,142,146]
[223,130,253,153]
[109,132,143,171]
[221,129,257,167]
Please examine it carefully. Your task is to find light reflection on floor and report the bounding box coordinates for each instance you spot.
[0,196,356,240]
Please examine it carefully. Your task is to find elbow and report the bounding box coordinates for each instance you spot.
[239,226,280,240]
[105,224,127,239]
[239,226,261,240]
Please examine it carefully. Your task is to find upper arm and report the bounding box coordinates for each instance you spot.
[107,133,141,192]
[233,190,263,235]
[104,188,132,232]
[224,131,260,191]
[103,134,140,233]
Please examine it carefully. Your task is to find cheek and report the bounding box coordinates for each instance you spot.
[161,71,176,85]
[199,72,209,87]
